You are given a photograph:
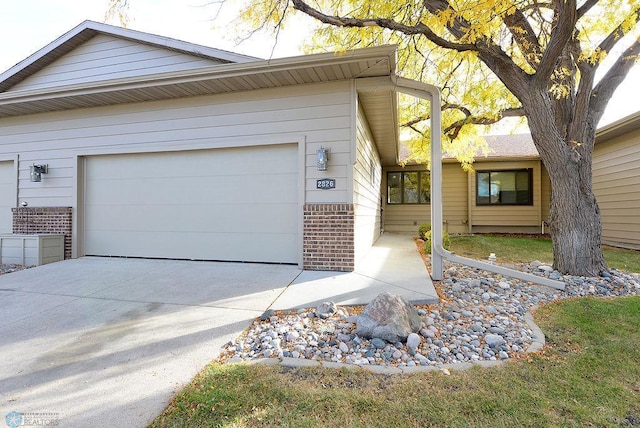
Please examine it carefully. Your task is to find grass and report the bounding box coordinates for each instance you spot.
[151,297,640,427]
[449,234,640,272]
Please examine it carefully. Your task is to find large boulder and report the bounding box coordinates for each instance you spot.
[355,292,421,343]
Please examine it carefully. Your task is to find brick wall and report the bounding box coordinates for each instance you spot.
[12,207,73,259]
[303,204,354,272]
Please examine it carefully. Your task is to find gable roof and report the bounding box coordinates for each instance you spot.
[0,20,257,93]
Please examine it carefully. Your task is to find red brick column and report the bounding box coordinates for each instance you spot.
[12,207,73,259]
[303,204,354,272]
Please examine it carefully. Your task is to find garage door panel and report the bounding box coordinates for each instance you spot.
[84,145,299,263]
[88,145,297,179]
[85,230,297,263]
[85,203,298,233]
[0,161,14,233]
[86,172,298,205]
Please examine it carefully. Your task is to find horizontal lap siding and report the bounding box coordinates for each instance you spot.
[470,160,542,228]
[0,161,14,233]
[541,165,551,222]
[594,128,640,249]
[9,35,224,92]
[0,81,353,208]
[443,163,469,234]
[353,105,381,263]
[384,205,429,233]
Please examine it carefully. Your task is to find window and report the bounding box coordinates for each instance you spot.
[477,169,533,205]
[387,171,430,204]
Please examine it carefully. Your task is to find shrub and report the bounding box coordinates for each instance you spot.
[418,223,431,240]
[424,230,451,254]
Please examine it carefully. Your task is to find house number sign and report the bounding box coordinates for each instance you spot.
[316,178,336,189]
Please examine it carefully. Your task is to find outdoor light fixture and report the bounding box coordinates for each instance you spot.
[30,164,48,182]
[316,147,329,171]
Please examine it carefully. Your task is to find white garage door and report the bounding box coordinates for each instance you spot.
[0,161,14,233]
[84,144,299,264]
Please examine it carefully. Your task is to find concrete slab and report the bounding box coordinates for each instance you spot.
[0,258,300,428]
[0,233,436,427]
[271,233,437,310]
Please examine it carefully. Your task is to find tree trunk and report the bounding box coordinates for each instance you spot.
[526,97,608,276]
[544,154,607,276]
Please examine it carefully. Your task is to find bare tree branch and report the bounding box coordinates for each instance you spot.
[597,8,640,54]
[401,106,525,140]
[422,0,533,98]
[501,7,543,69]
[590,37,640,123]
[291,0,477,51]
[534,0,577,83]
[443,107,526,138]
[577,0,599,20]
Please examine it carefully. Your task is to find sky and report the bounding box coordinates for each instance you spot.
[0,0,637,126]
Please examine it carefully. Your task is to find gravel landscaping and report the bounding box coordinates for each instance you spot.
[221,260,640,369]
[0,264,29,275]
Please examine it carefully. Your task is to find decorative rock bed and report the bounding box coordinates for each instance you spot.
[220,261,639,373]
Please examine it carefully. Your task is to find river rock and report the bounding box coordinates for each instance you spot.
[355,293,421,343]
[315,301,338,319]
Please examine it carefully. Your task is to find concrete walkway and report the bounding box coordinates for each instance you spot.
[271,232,438,310]
[0,233,435,427]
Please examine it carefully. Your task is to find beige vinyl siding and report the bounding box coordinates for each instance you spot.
[9,35,225,93]
[353,104,382,263]
[0,161,15,233]
[383,165,430,233]
[593,127,640,249]
[0,81,353,208]
[470,160,542,228]
[541,164,551,223]
[442,162,469,234]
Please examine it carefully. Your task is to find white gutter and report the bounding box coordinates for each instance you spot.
[392,76,565,290]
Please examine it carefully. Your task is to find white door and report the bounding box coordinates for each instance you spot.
[83,144,299,263]
[0,161,14,233]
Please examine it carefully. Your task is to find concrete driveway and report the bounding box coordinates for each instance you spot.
[0,257,301,427]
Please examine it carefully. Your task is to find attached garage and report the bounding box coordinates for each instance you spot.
[0,161,14,233]
[83,144,300,264]
[0,21,403,272]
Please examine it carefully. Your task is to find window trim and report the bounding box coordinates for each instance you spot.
[476,168,533,206]
[387,170,431,205]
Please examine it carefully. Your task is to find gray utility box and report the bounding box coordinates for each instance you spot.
[0,234,65,266]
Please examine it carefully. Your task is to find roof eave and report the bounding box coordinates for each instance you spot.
[0,45,397,106]
[596,111,640,144]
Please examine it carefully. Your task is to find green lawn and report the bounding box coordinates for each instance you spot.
[151,297,640,427]
[449,234,640,273]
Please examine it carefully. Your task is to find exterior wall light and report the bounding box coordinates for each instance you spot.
[30,164,48,182]
[316,147,329,171]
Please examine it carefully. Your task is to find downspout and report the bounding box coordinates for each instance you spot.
[392,76,564,290]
